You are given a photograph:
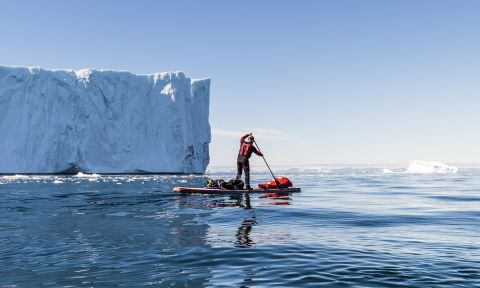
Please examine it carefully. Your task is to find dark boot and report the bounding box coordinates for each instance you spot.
[245,185,252,190]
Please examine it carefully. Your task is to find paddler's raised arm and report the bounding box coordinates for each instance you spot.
[240,132,252,143]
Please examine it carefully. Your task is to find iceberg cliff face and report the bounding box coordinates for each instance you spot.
[0,66,210,173]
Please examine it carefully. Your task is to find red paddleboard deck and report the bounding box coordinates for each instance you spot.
[173,187,301,194]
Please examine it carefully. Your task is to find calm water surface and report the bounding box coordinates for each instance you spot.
[1,169,479,287]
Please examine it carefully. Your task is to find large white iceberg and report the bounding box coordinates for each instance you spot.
[0,66,210,173]
[406,160,458,174]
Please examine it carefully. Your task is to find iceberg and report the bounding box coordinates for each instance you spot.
[0,66,210,173]
[406,160,458,174]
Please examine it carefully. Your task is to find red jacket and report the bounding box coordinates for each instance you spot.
[238,134,263,159]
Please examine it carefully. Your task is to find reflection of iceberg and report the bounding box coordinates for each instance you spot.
[406,160,458,174]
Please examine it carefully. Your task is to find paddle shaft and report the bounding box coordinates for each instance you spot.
[253,140,282,189]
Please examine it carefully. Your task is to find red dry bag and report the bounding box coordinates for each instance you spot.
[258,177,293,189]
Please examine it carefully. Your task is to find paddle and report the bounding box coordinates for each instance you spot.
[253,140,283,189]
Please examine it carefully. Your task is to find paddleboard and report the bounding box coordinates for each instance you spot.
[173,186,301,194]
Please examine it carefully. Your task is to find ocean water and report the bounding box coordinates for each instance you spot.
[1,168,479,287]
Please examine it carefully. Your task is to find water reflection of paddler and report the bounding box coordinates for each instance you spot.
[235,193,257,248]
[234,192,252,209]
[200,192,253,209]
[200,192,292,208]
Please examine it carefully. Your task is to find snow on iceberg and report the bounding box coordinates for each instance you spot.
[0,66,210,173]
[406,160,458,174]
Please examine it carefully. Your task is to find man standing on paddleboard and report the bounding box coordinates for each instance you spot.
[237,132,263,190]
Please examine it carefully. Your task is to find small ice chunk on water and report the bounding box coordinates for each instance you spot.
[75,172,101,178]
[3,174,29,179]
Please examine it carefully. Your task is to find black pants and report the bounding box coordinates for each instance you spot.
[236,156,250,187]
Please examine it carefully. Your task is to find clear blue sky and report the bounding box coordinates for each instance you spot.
[1,0,479,166]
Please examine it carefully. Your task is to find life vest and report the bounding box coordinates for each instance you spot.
[238,142,252,157]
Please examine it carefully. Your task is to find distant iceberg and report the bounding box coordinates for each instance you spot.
[406,160,458,174]
[0,66,211,173]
